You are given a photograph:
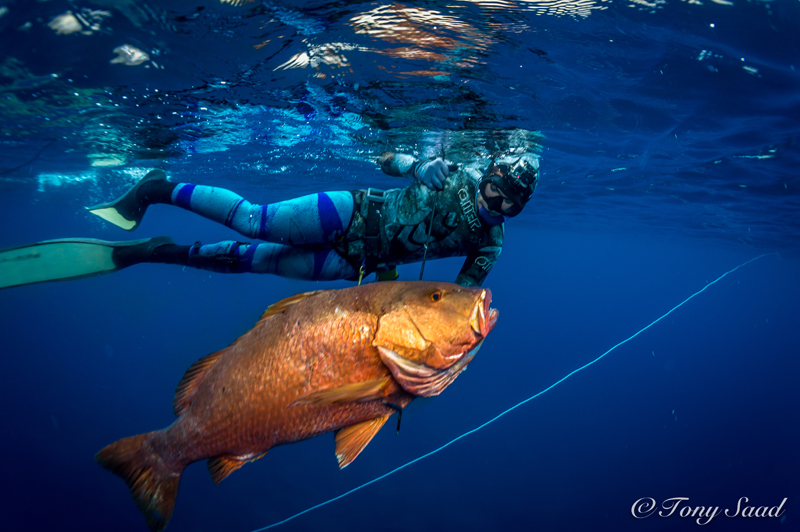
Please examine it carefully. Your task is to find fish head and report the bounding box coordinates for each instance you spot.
[372,281,498,397]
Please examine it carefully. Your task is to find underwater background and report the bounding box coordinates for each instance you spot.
[0,1,798,531]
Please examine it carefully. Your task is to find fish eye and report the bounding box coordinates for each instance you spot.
[428,290,443,302]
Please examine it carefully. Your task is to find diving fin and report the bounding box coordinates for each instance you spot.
[86,169,167,231]
[0,236,174,290]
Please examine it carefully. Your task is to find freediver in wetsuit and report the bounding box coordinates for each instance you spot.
[0,152,538,289]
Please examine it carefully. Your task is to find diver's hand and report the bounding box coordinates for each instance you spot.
[414,158,451,191]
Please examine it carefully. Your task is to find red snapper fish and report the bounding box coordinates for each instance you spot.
[96,280,498,531]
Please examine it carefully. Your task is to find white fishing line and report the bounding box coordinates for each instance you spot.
[252,253,775,531]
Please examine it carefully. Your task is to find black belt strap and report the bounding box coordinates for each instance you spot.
[363,188,385,272]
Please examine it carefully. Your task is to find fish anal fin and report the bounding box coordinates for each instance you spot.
[207,451,267,485]
[335,415,390,469]
[173,350,225,417]
[259,290,330,321]
[291,377,392,407]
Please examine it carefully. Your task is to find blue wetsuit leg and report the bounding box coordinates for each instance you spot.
[189,240,358,281]
[169,185,357,280]
[171,184,352,244]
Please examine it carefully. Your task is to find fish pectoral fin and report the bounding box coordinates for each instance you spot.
[207,451,267,485]
[291,377,392,406]
[334,415,390,469]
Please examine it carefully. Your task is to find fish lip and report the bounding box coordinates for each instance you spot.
[470,289,497,338]
[470,302,480,335]
[487,306,498,333]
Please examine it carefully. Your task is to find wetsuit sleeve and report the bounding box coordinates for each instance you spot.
[454,225,503,287]
[455,246,501,287]
[377,152,420,179]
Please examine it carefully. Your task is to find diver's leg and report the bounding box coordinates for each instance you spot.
[187,241,358,280]
[169,186,353,245]
[109,238,358,280]
[0,235,356,289]
[88,173,354,246]
[248,243,358,280]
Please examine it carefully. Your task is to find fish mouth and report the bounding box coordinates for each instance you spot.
[378,288,497,397]
[469,289,498,339]
[378,344,483,397]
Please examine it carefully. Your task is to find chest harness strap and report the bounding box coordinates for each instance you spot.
[363,188,386,276]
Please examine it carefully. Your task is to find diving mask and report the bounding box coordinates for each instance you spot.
[478,155,539,217]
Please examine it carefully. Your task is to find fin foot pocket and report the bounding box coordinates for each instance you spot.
[111,236,176,269]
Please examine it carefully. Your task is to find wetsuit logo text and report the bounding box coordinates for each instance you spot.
[458,187,481,230]
[474,256,495,271]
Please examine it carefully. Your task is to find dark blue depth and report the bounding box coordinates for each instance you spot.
[0,1,798,532]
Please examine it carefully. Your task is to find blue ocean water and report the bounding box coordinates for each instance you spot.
[0,1,798,532]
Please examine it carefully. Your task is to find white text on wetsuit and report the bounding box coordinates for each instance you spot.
[458,187,481,230]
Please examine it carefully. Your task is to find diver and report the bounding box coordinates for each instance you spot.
[0,152,539,289]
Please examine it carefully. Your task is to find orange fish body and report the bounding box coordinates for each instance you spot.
[96,281,498,531]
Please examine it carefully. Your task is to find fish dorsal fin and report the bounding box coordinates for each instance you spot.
[291,377,392,406]
[207,451,267,485]
[173,350,225,417]
[259,290,329,321]
[334,415,390,469]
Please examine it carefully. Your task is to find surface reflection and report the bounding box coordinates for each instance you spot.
[349,4,490,71]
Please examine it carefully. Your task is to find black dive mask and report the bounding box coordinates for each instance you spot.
[478,157,538,217]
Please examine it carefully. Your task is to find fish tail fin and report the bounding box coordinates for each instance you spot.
[96,431,183,532]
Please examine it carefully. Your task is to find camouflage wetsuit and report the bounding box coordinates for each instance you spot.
[336,155,503,286]
[173,153,502,287]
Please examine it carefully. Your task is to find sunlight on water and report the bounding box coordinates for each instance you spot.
[36,166,151,193]
[36,171,97,191]
[0,0,796,245]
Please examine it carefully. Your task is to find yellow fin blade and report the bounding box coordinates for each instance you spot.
[87,206,138,230]
[334,415,390,469]
[291,377,392,406]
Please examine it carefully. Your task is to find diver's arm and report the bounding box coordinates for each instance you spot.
[454,223,503,287]
[377,152,451,191]
[455,245,502,287]
[377,152,419,178]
